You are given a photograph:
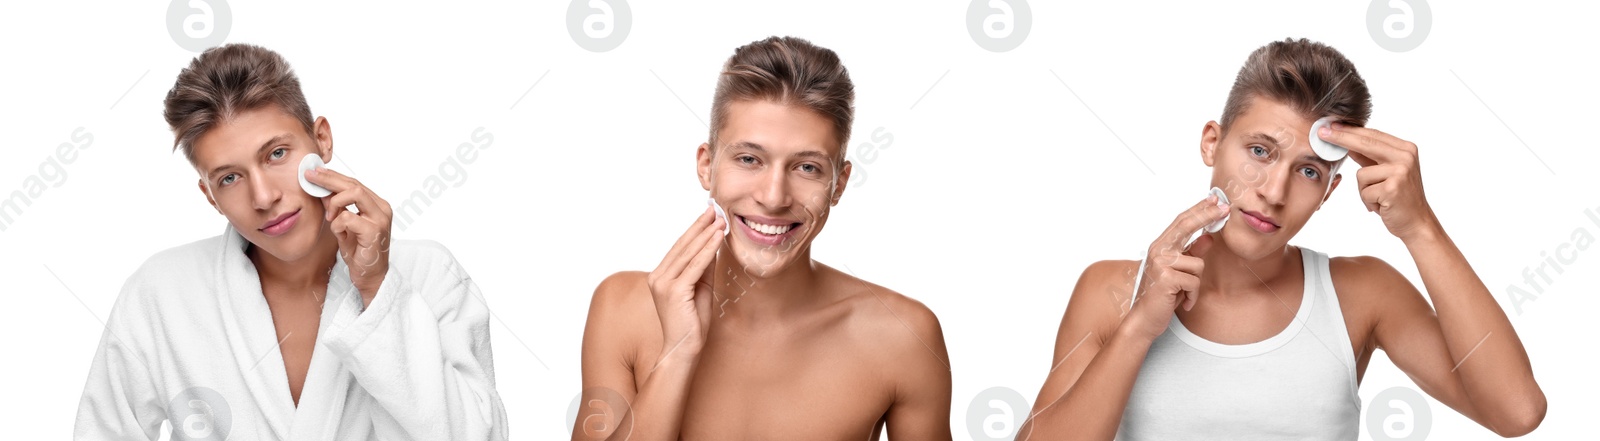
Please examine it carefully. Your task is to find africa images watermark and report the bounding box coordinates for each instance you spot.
[1503,202,1600,316]
[1,128,94,233]
[393,127,494,232]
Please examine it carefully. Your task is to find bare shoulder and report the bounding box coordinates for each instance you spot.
[1328,255,1432,335]
[1062,259,1142,338]
[583,271,662,367]
[590,271,650,311]
[826,268,949,368]
[1079,259,1141,291]
[1328,255,1424,304]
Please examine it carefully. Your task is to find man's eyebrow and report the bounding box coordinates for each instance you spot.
[792,150,829,161]
[1299,154,1337,169]
[205,133,294,178]
[725,140,832,162]
[727,141,765,152]
[1241,131,1285,147]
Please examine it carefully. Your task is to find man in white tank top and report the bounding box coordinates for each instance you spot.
[1019,38,1545,440]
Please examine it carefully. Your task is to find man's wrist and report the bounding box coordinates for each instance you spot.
[1114,313,1160,348]
[1400,216,1448,249]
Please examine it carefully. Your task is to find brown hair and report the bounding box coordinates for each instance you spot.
[708,36,855,163]
[1220,38,1371,132]
[163,43,314,163]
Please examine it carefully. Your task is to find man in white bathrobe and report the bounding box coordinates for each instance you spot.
[74,44,508,440]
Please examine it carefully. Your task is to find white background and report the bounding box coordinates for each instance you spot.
[1,1,1595,439]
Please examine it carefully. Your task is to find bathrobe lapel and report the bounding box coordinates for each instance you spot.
[215,225,296,439]
[284,253,367,440]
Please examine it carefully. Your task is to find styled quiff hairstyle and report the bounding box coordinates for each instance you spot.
[163,43,315,163]
[1220,38,1372,133]
[708,36,855,164]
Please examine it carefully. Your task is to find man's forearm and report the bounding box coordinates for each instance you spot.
[1404,224,1543,427]
[1021,326,1152,441]
[612,344,702,441]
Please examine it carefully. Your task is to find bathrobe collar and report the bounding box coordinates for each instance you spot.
[214,223,365,439]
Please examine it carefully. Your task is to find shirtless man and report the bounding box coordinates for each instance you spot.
[1020,38,1544,440]
[574,36,952,440]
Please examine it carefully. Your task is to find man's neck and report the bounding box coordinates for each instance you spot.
[1199,242,1300,299]
[709,247,828,323]
[247,227,340,293]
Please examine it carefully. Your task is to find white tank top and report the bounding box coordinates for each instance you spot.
[1119,247,1360,440]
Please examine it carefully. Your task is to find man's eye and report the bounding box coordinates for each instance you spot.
[220,174,238,185]
[271,148,287,159]
[738,155,757,165]
[1250,146,1268,157]
[1301,167,1320,180]
[799,164,818,173]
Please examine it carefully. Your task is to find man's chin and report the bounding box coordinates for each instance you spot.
[242,229,320,263]
[728,243,807,278]
[1216,229,1289,261]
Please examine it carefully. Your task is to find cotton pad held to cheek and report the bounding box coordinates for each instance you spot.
[298,154,332,198]
[1309,116,1348,162]
[708,198,729,236]
[1205,186,1229,233]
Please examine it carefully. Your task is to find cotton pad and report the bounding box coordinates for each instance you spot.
[1309,117,1348,162]
[298,154,332,198]
[708,198,729,236]
[1131,187,1229,302]
[1205,186,1229,233]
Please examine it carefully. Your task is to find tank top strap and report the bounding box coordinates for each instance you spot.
[1299,246,1361,408]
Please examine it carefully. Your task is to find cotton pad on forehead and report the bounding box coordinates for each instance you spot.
[298,153,332,198]
[1205,186,1229,233]
[1309,116,1348,162]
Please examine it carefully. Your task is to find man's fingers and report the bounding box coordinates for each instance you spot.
[1166,196,1229,245]
[323,193,358,221]
[312,171,388,223]
[1355,164,1396,190]
[304,167,360,192]
[1171,272,1200,299]
[655,208,717,275]
[662,212,724,281]
[1319,124,1402,165]
[1168,254,1205,276]
[1359,181,1390,212]
[330,210,379,239]
[677,216,726,287]
[1182,233,1215,259]
[1181,290,1199,311]
[1340,124,1413,152]
[1346,151,1378,169]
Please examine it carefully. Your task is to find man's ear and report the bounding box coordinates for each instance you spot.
[696,142,713,191]
[313,116,333,162]
[197,179,222,215]
[1201,121,1223,167]
[830,160,851,206]
[1319,173,1342,210]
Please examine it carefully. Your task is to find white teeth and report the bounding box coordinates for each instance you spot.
[742,218,793,236]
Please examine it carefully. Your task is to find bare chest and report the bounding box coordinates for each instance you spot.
[659,328,893,440]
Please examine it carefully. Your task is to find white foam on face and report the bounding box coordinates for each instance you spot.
[298,153,332,198]
[1205,186,1230,233]
[1309,116,1348,162]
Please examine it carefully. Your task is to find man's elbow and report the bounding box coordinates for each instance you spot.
[1489,391,1546,438]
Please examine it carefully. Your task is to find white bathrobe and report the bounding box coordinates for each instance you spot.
[75,225,508,440]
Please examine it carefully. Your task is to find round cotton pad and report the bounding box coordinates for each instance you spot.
[298,154,332,198]
[1205,186,1230,233]
[708,198,729,236]
[1309,117,1348,162]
